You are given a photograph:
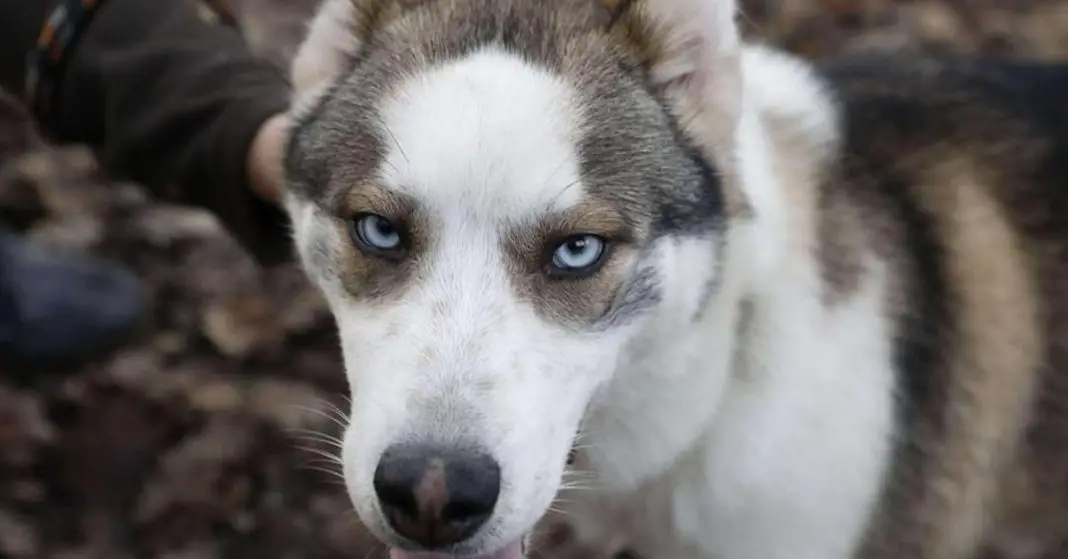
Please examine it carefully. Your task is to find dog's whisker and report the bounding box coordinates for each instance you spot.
[294,444,345,464]
[318,398,353,423]
[289,403,350,431]
[300,456,345,470]
[292,437,344,452]
[299,464,347,482]
[288,431,346,450]
[545,505,578,521]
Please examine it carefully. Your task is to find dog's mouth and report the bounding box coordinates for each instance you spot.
[388,539,525,559]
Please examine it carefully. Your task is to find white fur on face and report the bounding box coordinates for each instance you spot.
[290,47,645,553]
[378,47,589,219]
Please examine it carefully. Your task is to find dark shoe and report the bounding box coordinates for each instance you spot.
[0,233,144,369]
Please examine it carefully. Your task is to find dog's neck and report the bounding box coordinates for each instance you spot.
[574,139,769,493]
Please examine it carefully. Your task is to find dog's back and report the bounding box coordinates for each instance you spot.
[812,54,1068,557]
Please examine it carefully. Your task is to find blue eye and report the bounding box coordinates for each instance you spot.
[549,235,607,276]
[351,213,403,253]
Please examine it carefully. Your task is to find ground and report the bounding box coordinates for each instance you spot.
[1,1,1067,558]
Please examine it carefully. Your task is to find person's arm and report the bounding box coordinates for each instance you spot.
[0,0,294,264]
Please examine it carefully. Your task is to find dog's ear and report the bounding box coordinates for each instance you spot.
[610,0,742,133]
[642,0,740,89]
[290,0,430,95]
[608,0,747,212]
[290,0,363,95]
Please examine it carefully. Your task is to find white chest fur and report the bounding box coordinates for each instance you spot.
[557,264,899,559]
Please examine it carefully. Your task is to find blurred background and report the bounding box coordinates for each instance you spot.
[1,0,1068,557]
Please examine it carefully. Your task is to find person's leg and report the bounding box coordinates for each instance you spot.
[0,231,143,368]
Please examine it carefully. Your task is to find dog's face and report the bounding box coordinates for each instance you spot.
[284,0,744,556]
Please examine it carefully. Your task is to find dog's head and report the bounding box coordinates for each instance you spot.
[284,0,747,556]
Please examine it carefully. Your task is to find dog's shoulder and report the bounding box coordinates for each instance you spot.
[813,52,1068,353]
[804,51,1068,557]
[817,52,1068,212]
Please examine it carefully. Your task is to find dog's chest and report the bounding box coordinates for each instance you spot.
[549,315,902,559]
[553,431,890,559]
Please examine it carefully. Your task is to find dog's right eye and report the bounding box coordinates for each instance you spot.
[349,213,406,256]
[547,234,609,278]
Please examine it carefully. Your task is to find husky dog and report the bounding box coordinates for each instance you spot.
[281,0,1068,557]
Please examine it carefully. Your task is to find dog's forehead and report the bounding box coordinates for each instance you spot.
[379,47,585,222]
[287,0,725,238]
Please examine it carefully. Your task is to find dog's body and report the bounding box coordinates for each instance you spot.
[536,51,1068,559]
[282,1,1068,558]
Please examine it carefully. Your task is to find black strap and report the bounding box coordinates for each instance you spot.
[24,0,108,131]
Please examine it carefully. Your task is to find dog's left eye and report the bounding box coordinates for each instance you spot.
[548,235,608,277]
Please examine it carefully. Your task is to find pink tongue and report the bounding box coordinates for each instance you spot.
[388,541,524,559]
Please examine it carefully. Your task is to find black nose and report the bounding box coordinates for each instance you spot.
[373,443,501,549]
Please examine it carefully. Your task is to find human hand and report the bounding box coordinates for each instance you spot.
[247,112,289,204]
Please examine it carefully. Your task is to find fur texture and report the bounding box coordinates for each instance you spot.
[283,1,1068,557]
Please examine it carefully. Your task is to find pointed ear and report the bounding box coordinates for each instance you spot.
[641,0,740,87]
[290,0,363,95]
[290,0,434,96]
[614,0,742,132]
[610,0,747,211]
